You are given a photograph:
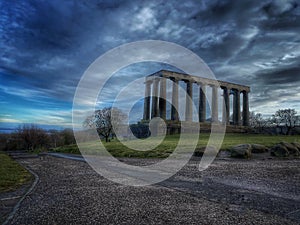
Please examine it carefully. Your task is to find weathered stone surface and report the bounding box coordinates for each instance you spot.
[280,142,300,156]
[194,146,217,157]
[251,144,269,153]
[230,144,252,159]
[194,147,205,157]
[291,142,300,151]
[270,142,300,157]
[270,144,289,157]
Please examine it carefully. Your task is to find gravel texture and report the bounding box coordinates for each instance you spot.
[0,183,31,225]
[4,155,300,225]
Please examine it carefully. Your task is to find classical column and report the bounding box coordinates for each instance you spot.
[171,78,179,121]
[222,87,230,124]
[199,83,206,122]
[159,77,167,120]
[185,80,193,121]
[211,85,218,123]
[242,91,249,126]
[151,78,159,118]
[143,80,152,120]
[233,89,241,125]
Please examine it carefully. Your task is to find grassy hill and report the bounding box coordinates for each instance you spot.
[0,153,32,193]
[52,133,300,158]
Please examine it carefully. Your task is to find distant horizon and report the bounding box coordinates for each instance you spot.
[0,110,289,134]
[0,122,70,134]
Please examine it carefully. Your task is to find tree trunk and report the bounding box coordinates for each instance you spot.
[287,126,292,135]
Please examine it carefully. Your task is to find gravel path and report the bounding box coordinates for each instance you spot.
[5,156,300,225]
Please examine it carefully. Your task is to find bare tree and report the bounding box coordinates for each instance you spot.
[49,128,75,147]
[15,124,49,150]
[61,128,76,145]
[49,129,62,148]
[296,116,300,126]
[83,107,126,142]
[249,112,270,133]
[272,109,298,135]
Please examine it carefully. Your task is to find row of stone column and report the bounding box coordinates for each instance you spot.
[222,86,250,126]
[143,77,249,126]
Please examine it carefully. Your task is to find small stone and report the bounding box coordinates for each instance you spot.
[194,146,217,157]
[193,147,205,157]
[251,144,269,153]
[270,144,289,157]
[291,142,300,151]
[230,144,252,159]
[279,142,300,156]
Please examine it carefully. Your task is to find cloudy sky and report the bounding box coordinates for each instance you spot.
[0,0,299,130]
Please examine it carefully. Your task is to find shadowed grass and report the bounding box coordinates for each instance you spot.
[221,133,300,149]
[52,133,300,158]
[0,153,32,193]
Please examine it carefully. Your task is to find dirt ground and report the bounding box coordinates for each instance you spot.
[1,154,300,225]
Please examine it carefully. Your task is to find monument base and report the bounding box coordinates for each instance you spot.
[140,120,250,135]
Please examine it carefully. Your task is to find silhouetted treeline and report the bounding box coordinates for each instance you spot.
[249,109,300,135]
[0,124,76,151]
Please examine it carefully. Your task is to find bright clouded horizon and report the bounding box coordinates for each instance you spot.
[0,0,299,131]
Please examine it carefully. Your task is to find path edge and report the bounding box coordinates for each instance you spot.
[2,162,39,225]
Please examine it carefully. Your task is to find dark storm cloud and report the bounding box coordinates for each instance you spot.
[256,66,300,85]
[0,0,299,122]
[262,0,298,17]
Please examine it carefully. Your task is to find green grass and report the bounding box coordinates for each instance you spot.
[0,153,32,193]
[221,133,300,149]
[52,144,80,154]
[52,133,300,158]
